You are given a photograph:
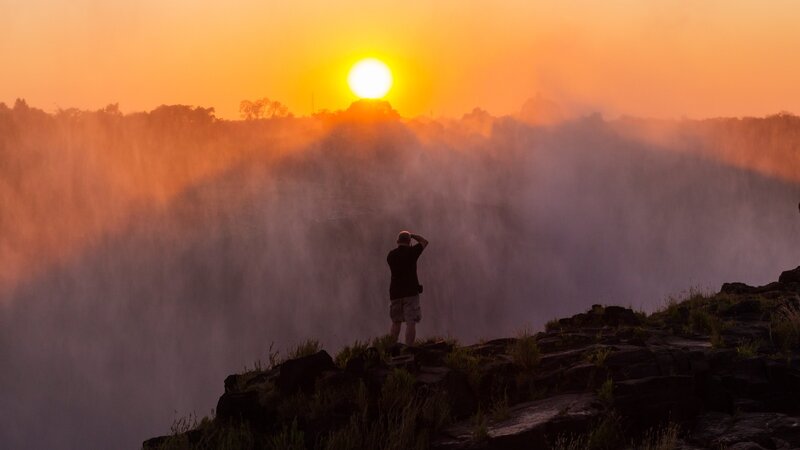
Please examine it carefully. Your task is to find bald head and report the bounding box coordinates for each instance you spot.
[397,231,411,246]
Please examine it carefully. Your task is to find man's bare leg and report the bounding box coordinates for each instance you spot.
[390,322,402,343]
[405,322,416,346]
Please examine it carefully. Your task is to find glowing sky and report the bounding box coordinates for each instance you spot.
[2,0,800,119]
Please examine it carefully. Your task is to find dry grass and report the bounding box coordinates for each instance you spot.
[509,330,541,370]
[636,422,680,450]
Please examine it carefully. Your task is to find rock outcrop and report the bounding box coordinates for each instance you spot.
[144,271,800,449]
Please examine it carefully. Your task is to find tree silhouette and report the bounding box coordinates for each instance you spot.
[239,98,292,120]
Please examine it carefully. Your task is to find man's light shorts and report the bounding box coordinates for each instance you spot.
[390,295,421,323]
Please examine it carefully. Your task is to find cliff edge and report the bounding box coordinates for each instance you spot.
[144,268,800,449]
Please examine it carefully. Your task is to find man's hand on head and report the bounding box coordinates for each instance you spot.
[410,233,429,248]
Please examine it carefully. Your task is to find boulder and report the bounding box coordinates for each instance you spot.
[721,299,762,319]
[433,393,600,450]
[404,341,452,365]
[613,375,698,429]
[603,306,641,326]
[224,371,273,393]
[721,282,759,295]
[720,282,789,295]
[275,350,336,393]
[215,390,265,423]
[386,353,417,371]
[779,266,800,284]
[689,412,800,449]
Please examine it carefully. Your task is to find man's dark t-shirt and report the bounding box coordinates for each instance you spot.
[387,243,425,300]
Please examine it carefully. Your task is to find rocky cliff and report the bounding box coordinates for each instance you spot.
[144,269,800,449]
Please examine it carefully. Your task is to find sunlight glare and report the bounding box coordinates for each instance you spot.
[347,58,393,99]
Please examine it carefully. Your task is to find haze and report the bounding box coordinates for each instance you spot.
[2,2,800,450]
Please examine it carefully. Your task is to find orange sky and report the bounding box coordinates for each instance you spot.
[2,0,800,119]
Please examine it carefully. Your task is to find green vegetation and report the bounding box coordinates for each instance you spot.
[771,301,800,352]
[586,347,612,367]
[552,412,624,450]
[267,419,305,450]
[370,334,398,361]
[632,326,650,342]
[333,340,368,368]
[552,433,588,450]
[735,339,760,358]
[150,284,800,450]
[319,369,449,450]
[586,411,624,450]
[488,391,510,422]
[380,369,415,413]
[509,330,541,370]
[151,414,256,450]
[553,420,680,450]
[648,288,738,350]
[637,422,680,450]
[545,318,561,332]
[471,410,489,443]
[444,345,482,389]
[288,339,321,359]
[597,378,614,407]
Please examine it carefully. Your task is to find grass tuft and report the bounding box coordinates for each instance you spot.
[735,339,760,358]
[586,347,612,367]
[471,410,489,443]
[444,346,482,389]
[597,378,614,407]
[771,299,800,352]
[635,422,680,450]
[334,340,369,368]
[287,339,321,359]
[267,418,304,450]
[545,318,561,332]
[509,330,541,370]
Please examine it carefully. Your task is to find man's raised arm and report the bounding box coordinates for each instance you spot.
[411,233,428,248]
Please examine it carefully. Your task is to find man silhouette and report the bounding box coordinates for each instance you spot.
[387,231,428,345]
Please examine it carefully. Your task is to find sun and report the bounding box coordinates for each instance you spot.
[348,58,393,99]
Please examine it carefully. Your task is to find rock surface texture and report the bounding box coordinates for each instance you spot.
[144,271,800,449]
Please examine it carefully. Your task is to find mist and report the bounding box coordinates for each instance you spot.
[1,99,799,449]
